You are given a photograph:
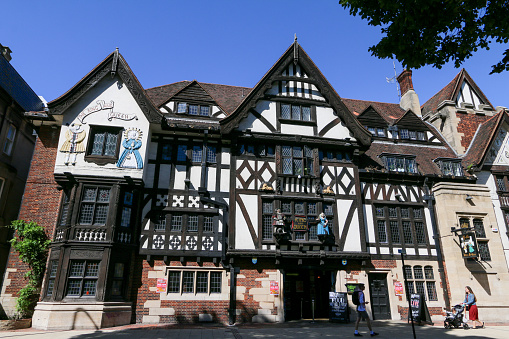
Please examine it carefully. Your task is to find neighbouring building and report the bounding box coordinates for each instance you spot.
[1,40,508,329]
[0,43,43,316]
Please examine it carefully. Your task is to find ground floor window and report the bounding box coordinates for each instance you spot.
[66,260,100,297]
[167,270,222,295]
[404,265,438,301]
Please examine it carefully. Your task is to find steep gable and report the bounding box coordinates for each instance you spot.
[48,49,161,123]
[221,41,371,146]
[356,106,388,128]
[394,111,429,131]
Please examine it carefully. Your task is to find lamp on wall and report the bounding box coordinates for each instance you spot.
[466,194,473,201]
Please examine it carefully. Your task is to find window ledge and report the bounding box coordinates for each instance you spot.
[278,118,315,126]
[84,155,118,166]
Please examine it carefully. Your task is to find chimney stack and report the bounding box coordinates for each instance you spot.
[397,69,421,116]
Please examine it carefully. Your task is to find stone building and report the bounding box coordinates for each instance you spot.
[1,40,508,329]
[0,43,43,316]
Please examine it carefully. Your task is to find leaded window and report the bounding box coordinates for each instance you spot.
[402,221,414,244]
[176,102,211,116]
[90,128,119,157]
[207,146,217,163]
[478,241,491,261]
[192,146,203,163]
[182,272,194,293]
[415,222,426,244]
[281,145,313,176]
[196,272,208,293]
[153,212,166,231]
[377,220,387,243]
[405,265,438,301]
[46,260,58,297]
[167,270,223,295]
[66,260,100,297]
[437,159,463,176]
[374,205,427,248]
[177,145,187,161]
[79,186,111,225]
[171,214,183,232]
[281,104,312,121]
[382,155,418,173]
[390,221,400,244]
[262,201,274,240]
[473,219,486,238]
[168,271,180,293]
[187,215,199,232]
[204,216,214,232]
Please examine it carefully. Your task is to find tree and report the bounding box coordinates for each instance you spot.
[340,0,509,73]
[9,220,50,318]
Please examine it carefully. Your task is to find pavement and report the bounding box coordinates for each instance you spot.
[1,320,509,339]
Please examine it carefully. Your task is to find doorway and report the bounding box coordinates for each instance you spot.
[283,269,335,321]
[368,273,391,320]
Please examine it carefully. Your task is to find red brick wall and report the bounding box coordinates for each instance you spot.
[3,125,61,296]
[236,269,276,322]
[456,112,490,150]
[398,305,444,319]
[372,260,397,269]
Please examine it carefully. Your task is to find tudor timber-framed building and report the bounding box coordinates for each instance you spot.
[2,40,509,329]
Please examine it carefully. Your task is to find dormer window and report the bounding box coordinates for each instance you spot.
[366,126,386,137]
[280,104,312,121]
[381,154,418,174]
[394,127,427,141]
[435,158,463,176]
[176,102,210,116]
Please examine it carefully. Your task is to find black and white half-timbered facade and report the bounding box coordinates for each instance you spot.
[7,40,508,329]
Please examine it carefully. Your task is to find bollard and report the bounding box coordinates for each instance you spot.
[311,298,315,323]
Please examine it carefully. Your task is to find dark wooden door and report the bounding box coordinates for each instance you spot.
[368,273,391,320]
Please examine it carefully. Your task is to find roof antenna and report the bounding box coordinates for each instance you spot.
[293,34,299,65]
[385,60,400,100]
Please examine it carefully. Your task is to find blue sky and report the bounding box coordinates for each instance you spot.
[3,1,508,108]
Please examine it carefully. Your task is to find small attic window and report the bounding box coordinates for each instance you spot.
[381,154,418,174]
[435,159,463,177]
[366,126,386,137]
[176,102,211,116]
[280,103,312,122]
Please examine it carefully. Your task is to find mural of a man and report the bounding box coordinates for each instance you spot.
[60,123,86,165]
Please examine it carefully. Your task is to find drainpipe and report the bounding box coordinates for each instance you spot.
[229,264,237,325]
[424,177,451,309]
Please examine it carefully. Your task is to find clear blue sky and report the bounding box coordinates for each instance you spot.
[3,1,508,108]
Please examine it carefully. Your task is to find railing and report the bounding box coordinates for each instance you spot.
[117,231,132,244]
[74,228,107,242]
[499,194,509,208]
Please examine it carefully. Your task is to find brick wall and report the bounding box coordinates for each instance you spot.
[456,112,490,150]
[372,260,397,269]
[1,126,60,314]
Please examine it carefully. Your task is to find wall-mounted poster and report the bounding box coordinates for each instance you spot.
[394,281,404,296]
[270,281,279,295]
[156,278,167,293]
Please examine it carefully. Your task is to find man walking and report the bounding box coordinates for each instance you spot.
[354,284,379,337]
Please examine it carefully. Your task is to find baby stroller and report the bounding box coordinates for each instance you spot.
[443,304,469,329]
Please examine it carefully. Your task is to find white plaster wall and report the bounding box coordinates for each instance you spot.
[280,123,314,136]
[54,75,150,179]
[220,168,230,192]
[174,165,187,190]
[364,204,374,243]
[221,148,231,165]
[316,106,355,140]
[189,166,201,190]
[158,164,171,189]
[235,194,258,249]
[207,167,216,191]
[237,101,276,133]
[424,207,435,247]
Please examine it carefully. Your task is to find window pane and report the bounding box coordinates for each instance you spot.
[400,208,409,218]
[168,272,180,293]
[324,204,333,215]
[281,104,291,119]
[413,266,424,279]
[415,281,425,299]
[400,129,409,139]
[47,279,55,296]
[188,105,198,115]
[409,130,417,140]
[293,159,303,175]
[473,219,486,238]
[192,146,203,163]
[294,202,305,214]
[98,189,110,202]
[94,204,109,225]
[177,103,187,113]
[293,147,303,157]
[66,280,81,296]
[417,131,426,141]
[426,281,438,301]
[424,266,434,280]
[368,127,376,135]
[377,129,386,137]
[204,216,213,232]
[406,281,415,296]
[402,221,413,244]
[70,261,85,277]
[263,202,273,214]
[83,280,97,296]
[302,106,311,121]
[307,203,317,215]
[86,262,99,277]
[154,213,166,231]
[182,272,194,293]
[49,261,58,278]
[389,207,397,218]
[390,221,400,243]
[404,265,413,279]
[177,145,187,161]
[282,146,292,157]
[210,272,221,293]
[295,232,305,240]
[377,220,387,243]
[282,202,291,214]
[171,215,182,231]
[375,206,385,218]
[413,208,423,219]
[283,158,292,174]
[196,272,208,293]
[415,222,426,244]
[188,215,198,232]
[200,106,210,116]
[83,187,97,202]
[478,241,491,261]
[262,215,273,240]
[104,133,118,156]
[162,144,172,160]
[92,132,105,155]
[309,223,318,241]
[207,146,217,163]
[291,105,301,120]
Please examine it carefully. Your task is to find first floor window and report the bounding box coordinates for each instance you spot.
[66,260,100,297]
[374,205,426,247]
[282,145,313,175]
[281,104,312,121]
[111,263,125,297]
[88,127,120,157]
[3,124,16,155]
[167,270,222,294]
[46,260,58,297]
[79,186,111,225]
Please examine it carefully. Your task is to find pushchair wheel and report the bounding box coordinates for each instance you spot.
[463,323,469,329]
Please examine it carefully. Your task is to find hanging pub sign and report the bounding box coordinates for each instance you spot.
[292,215,308,231]
[459,231,478,258]
[459,219,478,259]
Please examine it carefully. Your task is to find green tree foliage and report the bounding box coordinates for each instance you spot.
[340,0,509,73]
[9,220,50,318]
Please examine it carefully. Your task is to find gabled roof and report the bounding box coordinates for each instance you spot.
[48,49,161,123]
[0,53,43,112]
[343,98,405,124]
[421,68,494,115]
[393,110,429,131]
[220,41,372,146]
[356,105,389,128]
[462,110,509,169]
[146,81,251,115]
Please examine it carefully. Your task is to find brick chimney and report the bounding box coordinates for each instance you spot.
[397,69,421,116]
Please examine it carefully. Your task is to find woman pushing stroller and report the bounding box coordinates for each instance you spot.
[463,286,484,329]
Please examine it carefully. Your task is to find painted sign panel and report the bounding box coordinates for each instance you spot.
[270,281,279,295]
[292,215,308,231]
[156,278,167,293]
[329,292,349,322]
[394,281,404,296]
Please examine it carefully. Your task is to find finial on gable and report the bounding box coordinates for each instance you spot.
[293,34,299,65]
[111,47,119,78]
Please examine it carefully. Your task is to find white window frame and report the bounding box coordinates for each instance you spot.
[3,124,16,155]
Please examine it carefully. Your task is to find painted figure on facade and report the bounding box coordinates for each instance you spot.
[317,212,329,235]
[60,123,86,165]
[272,209,286,234]
[117,128,143,169]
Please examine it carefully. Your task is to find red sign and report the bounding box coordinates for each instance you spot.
[394,281,404,296]
[270,281,279,295]
[156,278,167,293]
